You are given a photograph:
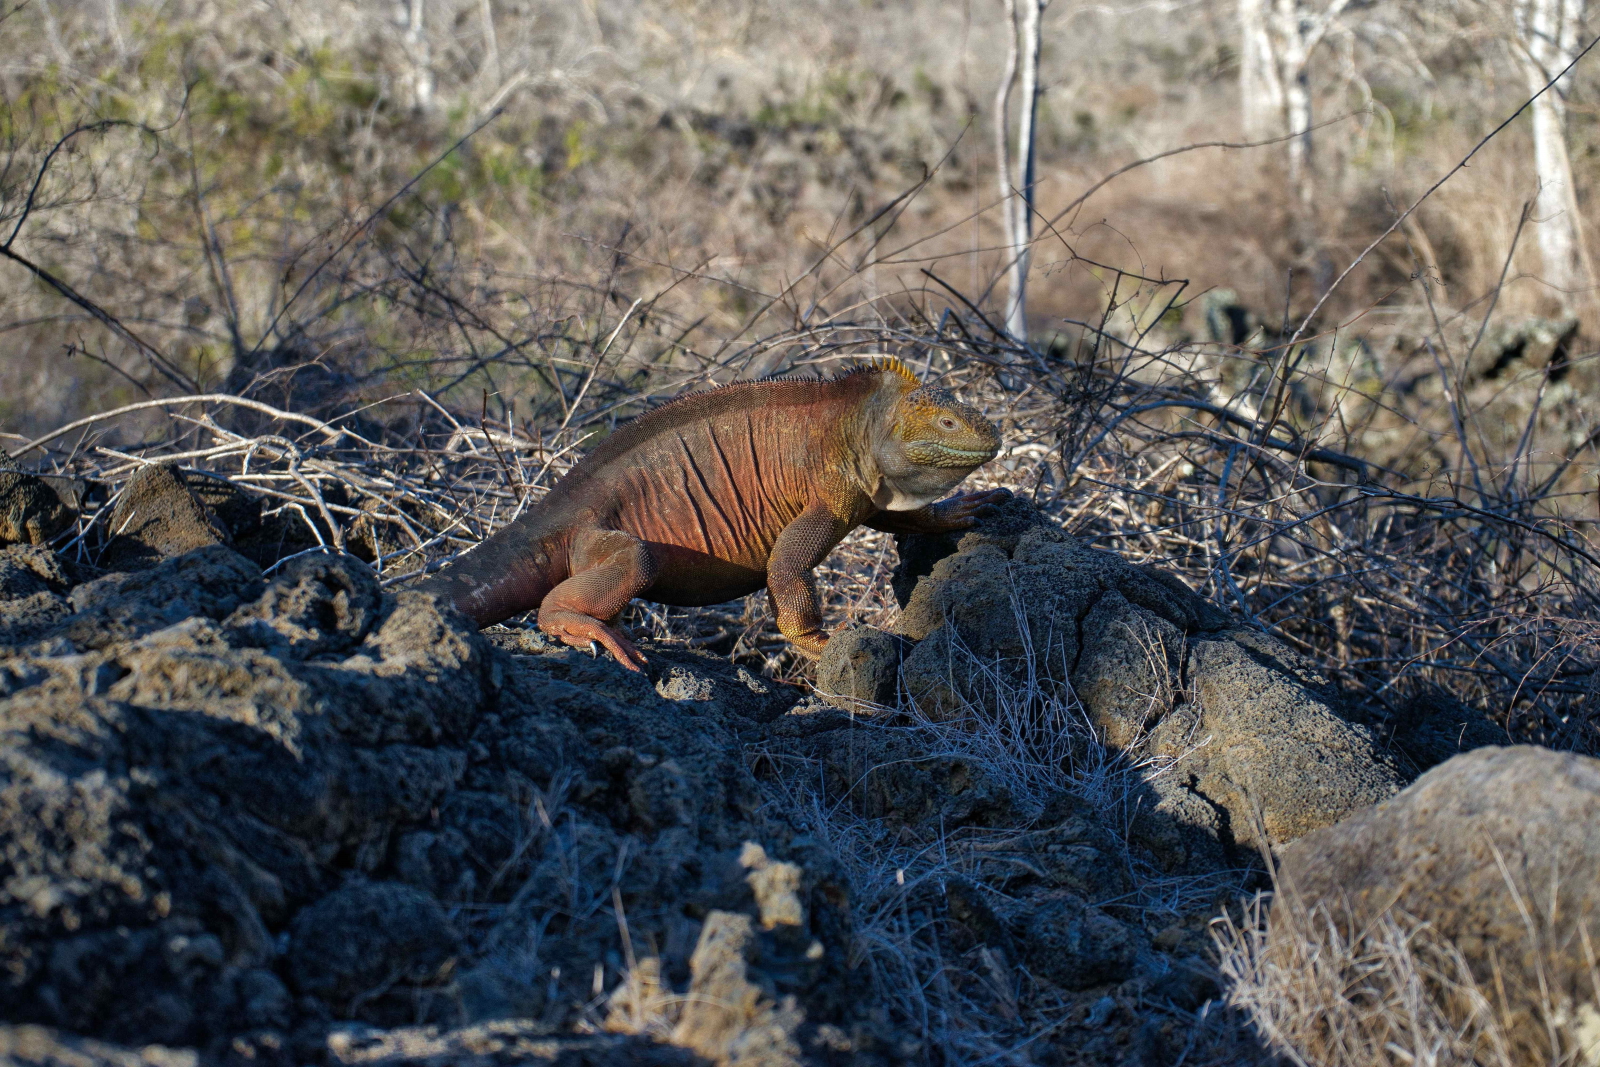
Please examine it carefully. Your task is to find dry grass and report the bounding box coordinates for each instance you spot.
[1213,889,1600,1067]
[7,4,1600,1060]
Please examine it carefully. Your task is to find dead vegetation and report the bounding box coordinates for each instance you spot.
[7,2,1600,1062]
[1214,877,1600,1066]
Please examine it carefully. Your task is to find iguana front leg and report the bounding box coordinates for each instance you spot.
[864,488,1012,536]
[538,527,657,671]
[767,502,852,658]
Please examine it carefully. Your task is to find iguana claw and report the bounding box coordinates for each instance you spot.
[539,610,649,672]
[936,487,1013,529]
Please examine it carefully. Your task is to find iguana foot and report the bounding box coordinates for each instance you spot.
[786,629,830,659]
[539,610,648,671]
[932,487,1012,529]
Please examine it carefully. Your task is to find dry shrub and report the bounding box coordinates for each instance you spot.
[7,0,1600,437]
[10,224,1600,737]
[1214,890,1600,1067]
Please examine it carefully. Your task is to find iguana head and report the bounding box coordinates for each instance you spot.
[868,378,1001,511]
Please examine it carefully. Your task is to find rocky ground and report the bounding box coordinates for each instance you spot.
[1,461,1595,1067]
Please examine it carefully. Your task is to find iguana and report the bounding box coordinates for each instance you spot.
[416,359,1008,670]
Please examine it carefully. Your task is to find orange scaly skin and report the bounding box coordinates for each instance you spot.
[415,361,1007,670]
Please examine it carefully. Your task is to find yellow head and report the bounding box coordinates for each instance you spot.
[860,360,1001,510]
[891,384,1002,470]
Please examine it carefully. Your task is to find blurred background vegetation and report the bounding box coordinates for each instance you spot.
[3,0,1598,469]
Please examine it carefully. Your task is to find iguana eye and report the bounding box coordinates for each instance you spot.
[938,416,959,432]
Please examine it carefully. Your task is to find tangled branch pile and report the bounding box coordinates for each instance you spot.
[8,258,1597,755]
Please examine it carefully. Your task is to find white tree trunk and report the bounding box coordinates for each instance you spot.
[1003,0,1044,344]
[994,0,1019,269]
[1239,0,1284,138]
[1515,0,1588,301]
[1272,0,1318,223]
[1284,65,1314,219]
[405,0,435,111]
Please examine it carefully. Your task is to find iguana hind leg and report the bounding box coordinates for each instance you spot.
[538,527,657,671]
[767,502,851,659]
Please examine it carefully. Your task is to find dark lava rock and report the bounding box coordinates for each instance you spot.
[892,511,1404,863]
[814,624,908,713]
[225,551,381,659]
[0,536,852,1063]
[101,465,232,571]
[0,466,73,548]
[0,483,1390,1066]
[0,545,75,645]
[61,545,265,650]
[1020,894,1144,991]
[287,882,460,1003]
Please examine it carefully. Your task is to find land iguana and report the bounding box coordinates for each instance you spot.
[415,359,1008,670]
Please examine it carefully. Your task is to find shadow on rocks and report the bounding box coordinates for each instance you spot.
[0,534,868,1066]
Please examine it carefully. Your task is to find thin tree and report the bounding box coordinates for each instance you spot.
[1512,0,1591,309]
[1237,0,1352,278]
[996,0,1047,345]
[403,0,434,111]
[1239,0,1285,139]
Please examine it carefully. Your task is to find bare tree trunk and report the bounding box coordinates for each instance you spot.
[1274,0,1316,239]
[1239,0,1284,138]
[1003,0,1044,344]
[479,0,500,89]
[994,0,1019,270]
[1284,68,1314,209]
[1259,0,1349,291]
[405,0,435,111]
[1514,0,1589,303]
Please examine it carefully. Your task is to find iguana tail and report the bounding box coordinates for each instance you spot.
[413,511,563,627]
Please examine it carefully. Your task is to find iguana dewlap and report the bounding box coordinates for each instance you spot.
[416,359,1007,670]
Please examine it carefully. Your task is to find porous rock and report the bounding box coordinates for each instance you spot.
[814,624,907,713]
[1169,631,1405,849]
[0,544,71,596]
[1275,746,1600,1064]
[321,1022,700,1065]
[645,646,799,724]
[61,545,265,650]
[0,544,76,644]
[891,498,1404,865]
[225,551,382,659]
[0,468,73,548]
[0,484,1426,1064]
[1020,893,1144,991]
[101,465,232,570]
[287,882,460,1002]
[0,537,861,1063]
